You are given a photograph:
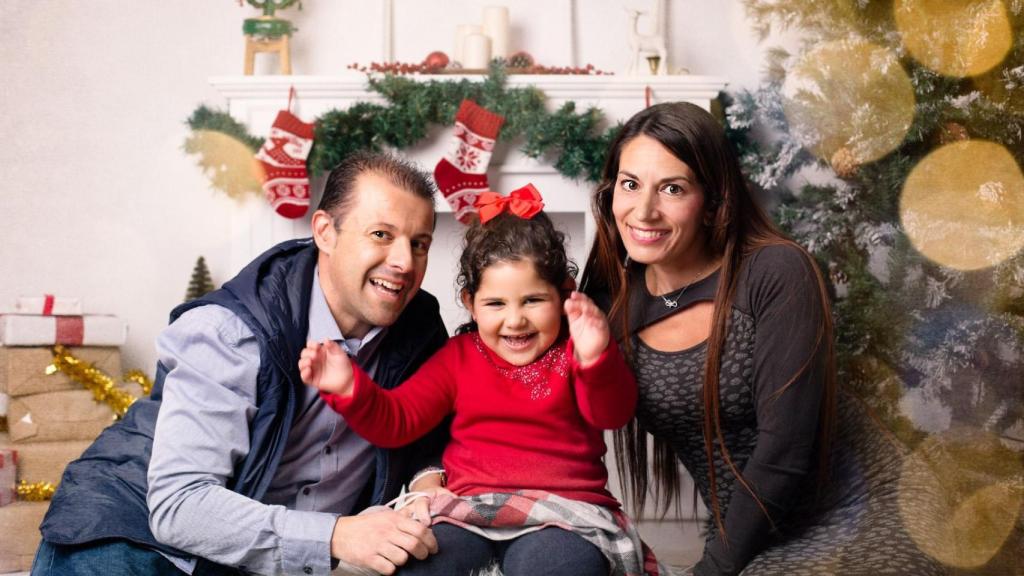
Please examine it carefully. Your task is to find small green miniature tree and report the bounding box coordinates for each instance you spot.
[184,256,216,302]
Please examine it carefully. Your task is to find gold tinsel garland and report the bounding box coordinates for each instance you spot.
[17,480,57,501]
[13,350,157,502]
[47,345,147,418]
[123,369,155,396]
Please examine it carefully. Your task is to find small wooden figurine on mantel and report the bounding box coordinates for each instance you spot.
[240,0,302,75]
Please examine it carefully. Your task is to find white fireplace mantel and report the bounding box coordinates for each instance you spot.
[209,72,729,114]
[209,72,728,331]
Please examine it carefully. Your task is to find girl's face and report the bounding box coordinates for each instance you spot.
[612,134,709,271]
[462,259,563,366]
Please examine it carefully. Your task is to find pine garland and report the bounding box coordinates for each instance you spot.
[186,63,619,191]
[186,105,263,151]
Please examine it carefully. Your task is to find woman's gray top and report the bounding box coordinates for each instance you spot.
[622,244,946,575]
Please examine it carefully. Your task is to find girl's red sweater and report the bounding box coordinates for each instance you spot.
[320,333,637,509]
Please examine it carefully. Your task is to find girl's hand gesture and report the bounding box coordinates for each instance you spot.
[299,339,355,396]
[564,291,610,368]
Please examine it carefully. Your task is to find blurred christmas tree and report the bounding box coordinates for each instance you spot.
[727,0,1024,444]
[725,3,1023,570]
[184,256,216,302]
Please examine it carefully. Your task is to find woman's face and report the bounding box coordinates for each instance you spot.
[612,134,708,270]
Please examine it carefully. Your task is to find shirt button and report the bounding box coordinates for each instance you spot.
[302,487,311,496]
[303,567,313,574]
[324,446,332,455]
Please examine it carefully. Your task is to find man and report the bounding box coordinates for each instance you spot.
[33,152,450,576]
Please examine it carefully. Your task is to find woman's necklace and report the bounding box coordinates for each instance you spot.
[656,262,714,309]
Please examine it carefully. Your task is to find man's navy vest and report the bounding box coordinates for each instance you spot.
[39,238,449,561]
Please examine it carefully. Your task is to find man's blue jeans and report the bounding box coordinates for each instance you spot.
[31,539,186,576]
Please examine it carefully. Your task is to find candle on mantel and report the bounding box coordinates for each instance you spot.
[463,32,492,70]
[482,6,509,59]
[455,23,483,65]
[382,0,393,62]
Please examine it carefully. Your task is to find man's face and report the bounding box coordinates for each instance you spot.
[313,172,434,338]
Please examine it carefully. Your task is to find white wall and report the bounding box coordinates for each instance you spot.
[0,0,778,381]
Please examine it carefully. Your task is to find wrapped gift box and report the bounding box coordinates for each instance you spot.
[15,295,83,316]
[0,346,122,397]
[0,447,15,507]
[7,390,115,443]
[0,314,128,347]
[0,500,49,572]
[0,434,90,486]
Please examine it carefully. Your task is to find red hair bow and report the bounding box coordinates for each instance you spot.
[475,184,545,224]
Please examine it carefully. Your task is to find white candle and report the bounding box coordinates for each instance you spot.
[482,6,510,59]
[463,32,492,70]
[455,24,483,65]
[382,0,393,62]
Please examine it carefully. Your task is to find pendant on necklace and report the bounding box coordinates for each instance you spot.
[663,298,679,309]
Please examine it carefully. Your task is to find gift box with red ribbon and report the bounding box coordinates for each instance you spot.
[14,294,83,316]
[0,314,128,346]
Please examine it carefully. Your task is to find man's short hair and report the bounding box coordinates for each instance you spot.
[317,151,437,224]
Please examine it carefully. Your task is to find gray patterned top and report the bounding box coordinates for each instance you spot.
[623,245,945,576]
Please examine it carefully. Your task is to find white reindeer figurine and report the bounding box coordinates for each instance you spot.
[626,1,668,75]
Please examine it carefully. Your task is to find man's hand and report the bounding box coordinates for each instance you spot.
[564,291,610,367]
[331,509,438,575]
[298,339,354,396]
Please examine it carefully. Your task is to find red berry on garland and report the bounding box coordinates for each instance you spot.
[424,51,450,70]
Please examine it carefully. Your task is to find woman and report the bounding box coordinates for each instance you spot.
[581,102,945,575]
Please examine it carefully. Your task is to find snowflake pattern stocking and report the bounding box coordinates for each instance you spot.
[255,88,316,219]
[434,99,506,224]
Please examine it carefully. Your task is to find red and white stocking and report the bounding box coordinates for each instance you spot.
[434,99,505,224]
[255,88,315,219]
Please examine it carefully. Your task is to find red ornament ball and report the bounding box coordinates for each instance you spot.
[423,51,450,69]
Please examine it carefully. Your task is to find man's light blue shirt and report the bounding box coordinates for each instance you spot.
[147,266,384,575]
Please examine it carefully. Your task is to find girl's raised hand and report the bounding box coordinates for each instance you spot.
[298,339,355,396]
[564,291,610,368]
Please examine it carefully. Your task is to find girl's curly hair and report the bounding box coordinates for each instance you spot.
[455,211,578,334]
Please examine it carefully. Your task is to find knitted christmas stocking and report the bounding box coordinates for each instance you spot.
[255,88,315,219]
[434,99,505,224]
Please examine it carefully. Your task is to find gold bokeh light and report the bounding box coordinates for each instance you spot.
[900,140,1024,271]
[183,130,265,199]
[898,429,1023,569]
[894,0,1012,78]
[782,39,915,166]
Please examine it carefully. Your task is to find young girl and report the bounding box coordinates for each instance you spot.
[300,185,664,576]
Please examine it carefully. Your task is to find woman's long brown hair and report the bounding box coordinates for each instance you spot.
[580,102,836,541]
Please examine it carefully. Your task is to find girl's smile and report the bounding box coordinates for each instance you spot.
[463,259,563,366]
